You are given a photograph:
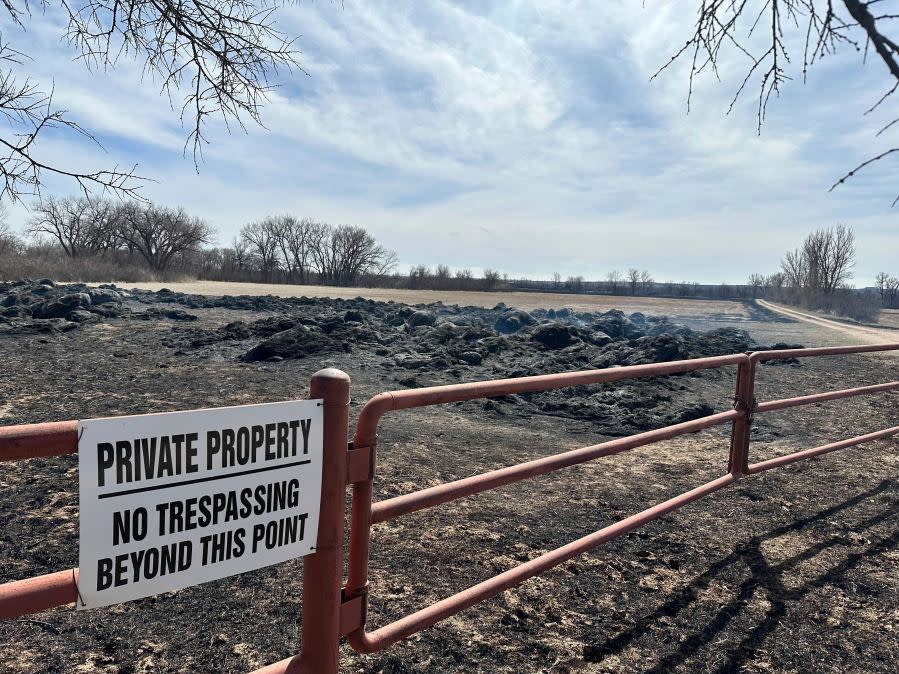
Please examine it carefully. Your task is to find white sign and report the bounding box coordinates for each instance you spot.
[77,400,323,609]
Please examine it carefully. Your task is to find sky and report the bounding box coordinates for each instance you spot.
[2,1,898,285]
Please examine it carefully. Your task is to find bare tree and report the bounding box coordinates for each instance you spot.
[481,268,502,290]
[875,271,890,303]
[312,224,396,287]
[0,210,22,258]
[626,268,640,295]
[747,273,767,299]
[26,196,120,257]
[268,214,298,282]
[370,249,399,279]
[231,236,251,274]
[218,246,240,278]
[777,224,860,316]
[240,217,281,282]
[119,203,215,273]
[0,1,302,201]
[262,214,321,284]
[639,270,654,294]
[0,230,19,258]
[565,275,584,292]
[660,1,899,201]
[781,224,855,294]
[27,196,88,256]
[886,276,899,307]
[191,247,225,279]
[278,217,329,285]
[434,264,451,289]
[606,269,623,295]
[552,271,562,288]
[781,248,808,289]
[408,264,431,288]
[766,272,786,293]
[823,224,856,292]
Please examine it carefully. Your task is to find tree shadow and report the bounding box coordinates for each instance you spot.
[581,478,898,672]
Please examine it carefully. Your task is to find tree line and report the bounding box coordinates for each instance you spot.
[0,202,887,323]
[0,197,400,287]
[401,266,750,298]
[874,273,899,309]
[405,264,505,292]
[231,216,397,286]
[537,270,657,296]
[23,197,215,272]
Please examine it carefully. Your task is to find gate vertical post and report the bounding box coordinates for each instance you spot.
[298,368,351,674]
[728,357,756,477]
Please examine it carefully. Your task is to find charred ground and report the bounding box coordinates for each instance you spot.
[0,280,896,673]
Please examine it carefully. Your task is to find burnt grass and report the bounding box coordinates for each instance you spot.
[0,280,897,673]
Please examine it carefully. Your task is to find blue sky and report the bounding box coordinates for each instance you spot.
[3,1,898,284]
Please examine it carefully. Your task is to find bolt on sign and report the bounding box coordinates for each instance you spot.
[77,400,323,609]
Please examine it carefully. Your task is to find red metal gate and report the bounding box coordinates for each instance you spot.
[1,344,897,674]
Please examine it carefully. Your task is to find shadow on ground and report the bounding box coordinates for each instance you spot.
[582,478,898,673]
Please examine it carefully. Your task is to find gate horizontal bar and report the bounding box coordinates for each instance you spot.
[0,568,78,619]
[747,425,899,474]
[348,473,736,654]
[0,421,78,461]
[357,354,748,428]
[372,409,739,524]
[756,381,899,413]
[749,342,899,362]
[345,353,749,634]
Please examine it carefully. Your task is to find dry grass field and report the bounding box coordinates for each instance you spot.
[109,280,750,320]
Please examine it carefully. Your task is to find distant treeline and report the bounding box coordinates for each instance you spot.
[874,272,899,308]
[405,267,764,299]
[0,199,885,324]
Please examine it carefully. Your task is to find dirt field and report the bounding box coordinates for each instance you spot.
[1,282,897,673]
[880,309,899,329]
[108,280,753,320]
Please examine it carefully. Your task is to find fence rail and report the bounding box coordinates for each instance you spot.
[0,344,897,674]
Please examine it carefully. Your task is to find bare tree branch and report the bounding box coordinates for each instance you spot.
[0,0,302,201]
[660,1,899,203]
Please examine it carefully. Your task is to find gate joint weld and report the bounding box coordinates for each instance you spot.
[732,395,759,429]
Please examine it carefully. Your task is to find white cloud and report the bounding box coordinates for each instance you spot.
[2,1,898,284]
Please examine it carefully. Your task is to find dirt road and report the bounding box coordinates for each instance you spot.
[757,299,899,346]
